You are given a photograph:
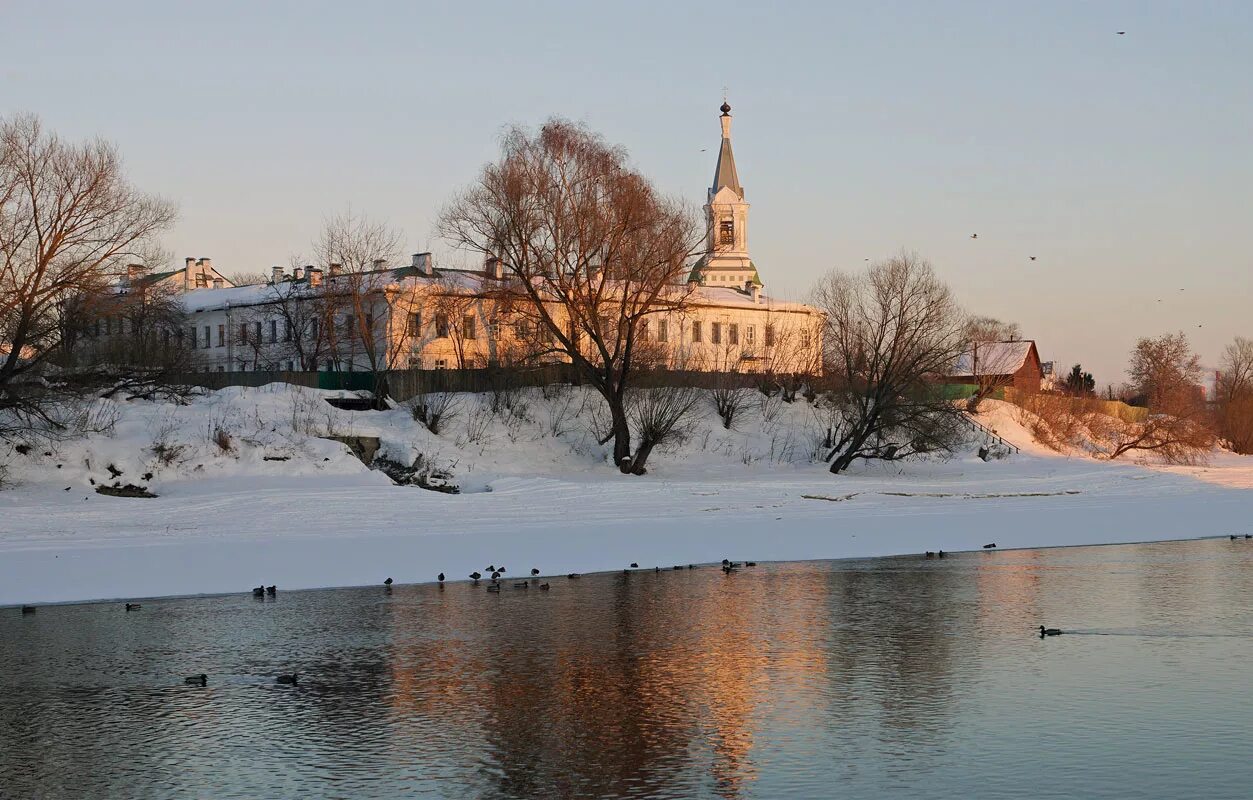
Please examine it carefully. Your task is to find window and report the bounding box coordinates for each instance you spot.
[93,319,101,337]
[216,365,224,372]
[658,320,668,343]
[434,358,448,369]
[253,321,262,344]
[514,320,530,340]
[765,324,775,347]
[162,329,171,346]
[729,323,738,345]
[801,329,811,350]
[745,325,755,345]
[105,317,113,335]
[285,360,294,371]
[365,312,374,333]
[343,315,354,340]
[284,321,292,342]
[325,360,334,371]
[462,315,476,340]
[435,313,449,338]
[407,312,422,336]
[188,326,197,349]
[269,320,278,343]
[719,219,734,245]
[639,320,649,341]
[203,326,210,348]
[310,319,319,341]
[239,323,248,343]
[711,322,722,345]
[407,356,421,368]
[691,320,702,343]
[488,318,500,340]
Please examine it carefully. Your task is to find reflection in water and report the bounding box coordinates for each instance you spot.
[2,539,1252,798]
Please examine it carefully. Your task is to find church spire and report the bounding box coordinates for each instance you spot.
[712,101,743,198]
[690,100,760,290]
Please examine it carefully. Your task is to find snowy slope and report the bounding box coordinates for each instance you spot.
[2,386,1250,606]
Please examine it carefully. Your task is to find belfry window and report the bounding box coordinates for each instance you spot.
[719,220,734,246]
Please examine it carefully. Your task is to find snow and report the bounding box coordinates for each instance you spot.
[2,389,1250,607]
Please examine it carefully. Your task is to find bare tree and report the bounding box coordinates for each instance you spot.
[627,385,702,469]
[1,114,176,422]
[69,273,192,397]
[710,371,752,429]
[429,271,488,369]
[811,253,969,474]
[265,272,334,371]
[311,210,404,403]
[962,315,1023,412]
[439,119,703,474]
[1104,332,1214,461]
[1215,336,1253,454]
[226,271,268,287]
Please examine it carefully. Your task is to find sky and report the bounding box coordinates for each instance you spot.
[3,0,1251,382]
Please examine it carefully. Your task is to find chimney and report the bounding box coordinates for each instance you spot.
[414,252,433,276]
[212,278,224,289]
[486,256,503,280]
[293,267,304,281]
[328,262,341,277]
[184,257,195,290]
[372,258,388,270]
[271,265,284,284]
[126,263,147,284]
[198,257,212,271]
[751,284,761,303]
[307,268,323,288]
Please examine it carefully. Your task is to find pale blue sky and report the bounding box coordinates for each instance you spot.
[3,0,1251,382]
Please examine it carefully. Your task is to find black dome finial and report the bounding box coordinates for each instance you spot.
[720,101,732,116]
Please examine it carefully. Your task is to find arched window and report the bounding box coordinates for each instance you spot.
[719,220,734,246]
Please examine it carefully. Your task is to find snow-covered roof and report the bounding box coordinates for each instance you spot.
[176,267,819,315]
[180,283,292,312]
[952,340,1036,377]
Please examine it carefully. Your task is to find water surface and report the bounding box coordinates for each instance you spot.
[3,539,1252,798]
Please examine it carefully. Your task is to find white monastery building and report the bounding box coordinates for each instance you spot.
[108,104,823,375]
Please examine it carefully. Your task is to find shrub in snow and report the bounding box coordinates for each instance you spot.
[409,392,459,435]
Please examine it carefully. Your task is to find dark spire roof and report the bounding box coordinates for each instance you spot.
[712,103,742,197]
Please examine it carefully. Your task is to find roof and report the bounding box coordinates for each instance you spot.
[952,340,1037,377]
[175,266,817,316]
[712,135,742,197]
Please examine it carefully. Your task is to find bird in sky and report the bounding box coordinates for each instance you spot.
[1116,31,1126,35]
[1029,256,1037,261]
[971,234,978,239]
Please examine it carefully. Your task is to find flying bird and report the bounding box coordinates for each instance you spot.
[1029,256,1037,261]
[1116,31,1126,35]
[970,234,978,239]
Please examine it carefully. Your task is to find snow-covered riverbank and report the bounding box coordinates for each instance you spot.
[3,385,1251,606]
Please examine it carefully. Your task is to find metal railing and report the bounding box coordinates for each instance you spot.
[961,412,1021,454]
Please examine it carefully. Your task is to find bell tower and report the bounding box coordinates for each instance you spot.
[691,101,760,289]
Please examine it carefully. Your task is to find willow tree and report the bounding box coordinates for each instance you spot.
[438,119,702,474]
[0,114,176,421]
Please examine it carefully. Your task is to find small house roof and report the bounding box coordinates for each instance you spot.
[952,340,1037,377]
